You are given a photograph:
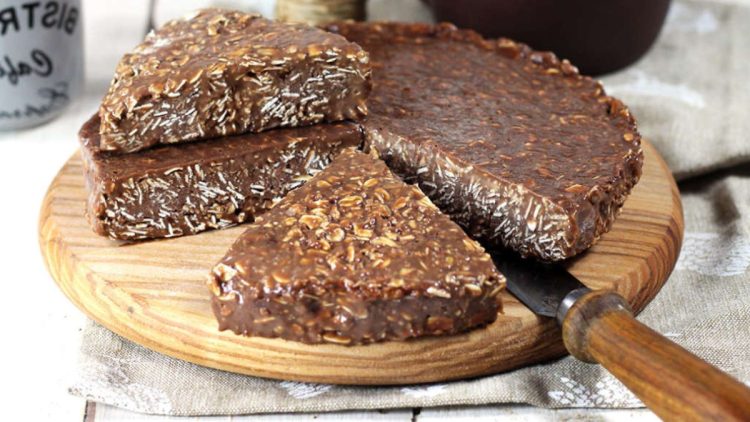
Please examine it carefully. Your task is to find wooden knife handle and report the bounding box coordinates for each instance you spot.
[561,290,750,422]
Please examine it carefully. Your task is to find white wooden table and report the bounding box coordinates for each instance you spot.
[5,0,742,420]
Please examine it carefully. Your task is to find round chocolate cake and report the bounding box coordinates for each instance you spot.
[328,22,643,261]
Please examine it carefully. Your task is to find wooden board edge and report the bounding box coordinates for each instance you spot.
[626,141,684,314]
[38,140,685,385]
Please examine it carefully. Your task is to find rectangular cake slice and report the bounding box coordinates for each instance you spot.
[80,115,362,240]
[209,148,505,345]
[99,9,370,154]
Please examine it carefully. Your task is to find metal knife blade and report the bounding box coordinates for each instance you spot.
[490,251,590,322]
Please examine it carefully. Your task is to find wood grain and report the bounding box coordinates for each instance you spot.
[562,290,750,421]
[39,140,683,385]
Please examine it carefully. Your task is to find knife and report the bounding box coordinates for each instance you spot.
[495,254,750,422]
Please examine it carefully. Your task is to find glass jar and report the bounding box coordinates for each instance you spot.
[0,0,84,130]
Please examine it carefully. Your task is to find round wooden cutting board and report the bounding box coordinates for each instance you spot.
[40,140,683,385]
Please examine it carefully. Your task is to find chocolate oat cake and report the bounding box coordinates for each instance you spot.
[328,22,644,261]
[209,149,505,345]
[99,9,371,154]
[80,115,362,240]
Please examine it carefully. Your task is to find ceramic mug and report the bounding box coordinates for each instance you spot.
[0,0,83,130]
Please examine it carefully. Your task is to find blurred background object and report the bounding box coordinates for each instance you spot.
[422,0,672,75]
[148,0,424,27]
[1,0,674,133]
[0,0,84,130]
[277,0,366,23]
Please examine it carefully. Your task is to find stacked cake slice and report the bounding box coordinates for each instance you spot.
[83,9,371,240]
[99,9,371,153]
[80,10,644,345]
[81,116,361,239]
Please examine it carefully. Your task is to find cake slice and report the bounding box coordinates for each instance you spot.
[209,149,505,345]
[328,22,643,261]
[99,9,370,154]
[80,115,362,240]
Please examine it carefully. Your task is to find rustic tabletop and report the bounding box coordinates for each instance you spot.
[3,0,746,420]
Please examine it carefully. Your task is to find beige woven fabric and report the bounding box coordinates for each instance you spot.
[68,0,750,415]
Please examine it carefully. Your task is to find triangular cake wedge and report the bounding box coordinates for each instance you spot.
[99,9,370,154]
[209,149,505,345]
[328,22,643,261]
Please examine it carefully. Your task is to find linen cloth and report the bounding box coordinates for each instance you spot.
[68,0,750,415]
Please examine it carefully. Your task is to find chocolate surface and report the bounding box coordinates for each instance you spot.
[80,115,362,240]
[328,22,643,261]
[209,149,505,345]
[99,9,370,154]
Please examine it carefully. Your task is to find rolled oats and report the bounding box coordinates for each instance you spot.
[327,22,643,261]
[99,9,371,154]
[79,115,362,240]
[209,149,505,345]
